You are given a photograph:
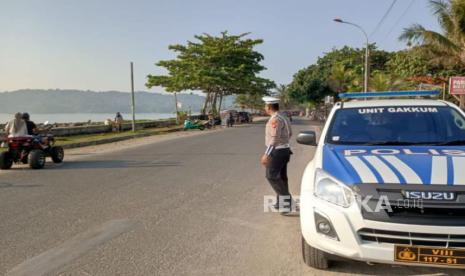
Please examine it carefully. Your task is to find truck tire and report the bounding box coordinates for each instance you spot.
[199,125,205,130]
[28,150,46,169]
[50,146,64,163]
[302,236,330,269]
[0,152,13,170]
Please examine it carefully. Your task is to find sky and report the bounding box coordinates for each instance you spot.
[0,0,440,93]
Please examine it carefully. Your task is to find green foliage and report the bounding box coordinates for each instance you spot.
[327,63,362,92]
[369,71,413,91]
[287,45,392,104]
[235,93,264,110]
[288,1,465,103]
[386,47,433,77]
[146,31,275,114]
[287,65,332,104]
[276,84,297,109]
[399,0,465,69]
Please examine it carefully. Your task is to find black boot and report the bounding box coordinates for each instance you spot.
[272,195,280,210]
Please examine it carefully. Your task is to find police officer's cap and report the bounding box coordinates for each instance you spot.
[262,96,280,105]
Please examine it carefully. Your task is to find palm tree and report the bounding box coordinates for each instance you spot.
[327,63,362,92]
[276,84,291,109]
[369,72,411,91]
[399,0,465,68]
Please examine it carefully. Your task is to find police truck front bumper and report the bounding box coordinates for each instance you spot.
[301,195,465,268]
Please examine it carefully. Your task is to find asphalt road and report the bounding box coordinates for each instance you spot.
[0,119,462,276]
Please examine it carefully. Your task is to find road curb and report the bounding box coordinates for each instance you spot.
[60,127,183,149]
[59,118,267,150]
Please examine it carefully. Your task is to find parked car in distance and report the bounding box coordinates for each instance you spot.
[237,112,252,123]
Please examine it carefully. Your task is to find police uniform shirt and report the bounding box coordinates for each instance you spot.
[265,113,292,155]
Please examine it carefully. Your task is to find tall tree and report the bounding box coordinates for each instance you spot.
[146,31,275,115]
[276,84,293,109]
[327,63,362,92]
[399,0,465,69]
[287,65,332,104]
[369,71,412,91]
[235,93,264,111]
[286,45,392,104]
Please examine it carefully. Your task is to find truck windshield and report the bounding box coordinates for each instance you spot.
[326,106,465,145]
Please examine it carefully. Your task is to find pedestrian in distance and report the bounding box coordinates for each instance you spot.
[227,112,234,127]
[287,111,293,122]
[208,112,215,129]
[115,112,124,132]
[260,96,294,214]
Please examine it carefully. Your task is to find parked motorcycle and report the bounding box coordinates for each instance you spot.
[183,119,207,131]
[0,122,64,170]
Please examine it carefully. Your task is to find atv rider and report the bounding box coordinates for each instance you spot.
[22,112,37,135]
[22,112,48,149]
[4,113,28,138]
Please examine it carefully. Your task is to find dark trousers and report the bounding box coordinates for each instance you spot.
[266,148,291,201]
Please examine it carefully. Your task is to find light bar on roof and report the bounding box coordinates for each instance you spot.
[338,90,440,99]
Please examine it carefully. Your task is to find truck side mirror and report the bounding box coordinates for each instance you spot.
[296,131,317,146]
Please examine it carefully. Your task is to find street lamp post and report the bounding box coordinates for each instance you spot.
[130,62,136,131]
[334,18,369,92]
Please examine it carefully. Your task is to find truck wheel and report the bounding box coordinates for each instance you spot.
[199,125,205,131]
[50,146,64,163]
[28,150,46,169]
[0,152,13,170]
[302,236,330,269]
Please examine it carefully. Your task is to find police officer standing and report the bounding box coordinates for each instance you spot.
[261,96,294,213]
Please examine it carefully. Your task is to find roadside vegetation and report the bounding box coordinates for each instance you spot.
[282,0,465,108]
[54,125,184,147]
[146,31,275,115]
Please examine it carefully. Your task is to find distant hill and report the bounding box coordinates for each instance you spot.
[0,89,235,114]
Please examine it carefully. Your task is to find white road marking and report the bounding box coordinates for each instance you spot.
[363,156,400,184]
[345,156,378,183]
[453,157,465,185]
[431,156,448,185]
[7,219,137,276]
[382,156,423,184]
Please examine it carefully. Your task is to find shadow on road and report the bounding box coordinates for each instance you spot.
[328,260,460,275]
[54,160,182,170]
[0,182,42,189]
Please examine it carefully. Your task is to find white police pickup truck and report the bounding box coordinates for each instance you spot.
[297,91,465,270]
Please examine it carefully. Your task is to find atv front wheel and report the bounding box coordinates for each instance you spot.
[0,151,13,170]
[28,150,46,169]
[50,146,64,163]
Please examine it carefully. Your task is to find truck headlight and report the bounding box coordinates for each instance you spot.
[314,169,354,208]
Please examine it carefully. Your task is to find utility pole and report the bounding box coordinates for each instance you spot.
[130,62,136,132]
[174,92,179,125]
[443,82,446,101]
[364,40,369,92]
[334,18,369,92]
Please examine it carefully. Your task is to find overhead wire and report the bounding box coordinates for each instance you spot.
[369,0,398,39]
[382,0,416,42]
